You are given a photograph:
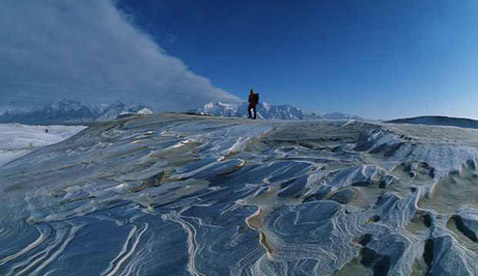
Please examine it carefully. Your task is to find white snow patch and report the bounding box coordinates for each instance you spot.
[137,108,154,115]
[0,123,86,167]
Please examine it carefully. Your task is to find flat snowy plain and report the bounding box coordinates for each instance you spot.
[0,124,86,167]
[0,114,477,275]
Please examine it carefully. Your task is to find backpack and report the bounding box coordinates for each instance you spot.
[253,93,259,104]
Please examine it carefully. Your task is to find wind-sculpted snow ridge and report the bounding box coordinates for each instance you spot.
[0,114,477,275]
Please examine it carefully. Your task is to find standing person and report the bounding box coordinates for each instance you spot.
[248,89,259,119]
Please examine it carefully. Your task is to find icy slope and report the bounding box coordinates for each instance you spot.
[0,114,477,275]
[0,123,86,167]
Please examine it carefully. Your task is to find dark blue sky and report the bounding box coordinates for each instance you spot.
[117,0,477,119]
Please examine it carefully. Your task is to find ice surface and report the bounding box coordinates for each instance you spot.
[0,114,477,275]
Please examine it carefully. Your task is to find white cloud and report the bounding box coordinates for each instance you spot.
[0,0,240,110]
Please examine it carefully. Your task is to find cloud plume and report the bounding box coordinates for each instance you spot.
[0,0,240,110]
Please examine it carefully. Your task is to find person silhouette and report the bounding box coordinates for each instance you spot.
[248,89,259,119]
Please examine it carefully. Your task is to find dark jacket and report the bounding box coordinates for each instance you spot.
[249,93,259,105]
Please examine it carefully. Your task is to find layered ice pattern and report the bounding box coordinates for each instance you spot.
[0,114,477,275]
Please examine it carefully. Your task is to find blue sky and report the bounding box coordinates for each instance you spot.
[117,0,477,119]
[0,1,476,119]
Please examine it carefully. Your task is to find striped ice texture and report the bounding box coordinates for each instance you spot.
[0,114,477,275]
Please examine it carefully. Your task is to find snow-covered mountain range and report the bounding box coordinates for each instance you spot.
[0,100,360,125]
[387,116,478,129]
[0,100,153,125]
[191,101,360,120]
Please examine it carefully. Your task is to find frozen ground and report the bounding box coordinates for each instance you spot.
[0,114,477,275]
[0,124,86,167]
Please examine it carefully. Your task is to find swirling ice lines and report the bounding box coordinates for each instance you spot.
[103,222,149,276]
[162,212,205,276]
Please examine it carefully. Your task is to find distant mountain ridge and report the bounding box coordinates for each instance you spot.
[191,102,360,120]
[0,100,153,125]
[386,116,478,129]
[0,100,361,125]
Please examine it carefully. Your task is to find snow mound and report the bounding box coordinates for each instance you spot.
[137,108,154,115]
